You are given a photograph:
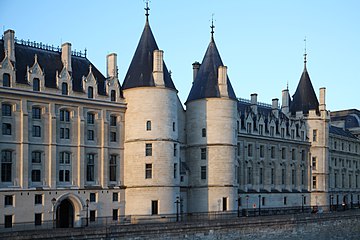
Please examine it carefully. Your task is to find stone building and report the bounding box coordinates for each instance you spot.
[0,8,359,229]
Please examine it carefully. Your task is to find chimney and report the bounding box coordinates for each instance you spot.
[4,29,15,62]
[250,93,258,114]
[61,43,72,72]
[153,50,164,86]
[218,66,228,97]
[192,61,201,83]
[281,89,289,115]
[272,98,279,118]
[107,53,117,78]
[319,87,326,111]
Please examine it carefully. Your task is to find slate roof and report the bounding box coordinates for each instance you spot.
[0,39,107,95]
[186,36,237,103]
[331,109,360,129]
[122,19,176,91]
[290,64,319,115]
[330,125,358,139]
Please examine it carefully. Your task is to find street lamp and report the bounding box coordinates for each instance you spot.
[175,196,180,222]
[237,194,240,218]
[51,198,56,229]
[246,195,249,217]
[85,199,89,227]
[258,195,261,216]
[301,194,304,213]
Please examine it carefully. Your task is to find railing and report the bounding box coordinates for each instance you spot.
[1,204,359,233]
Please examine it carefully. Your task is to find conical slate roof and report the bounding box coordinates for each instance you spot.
[290,63,319,114]
[122,19,176,90]
[186,36,237,103]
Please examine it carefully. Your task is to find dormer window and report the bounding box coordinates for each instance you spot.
[88,86,94,99]
[62,82,68,95]
[110,90,116,102]
[33,78,40,91]
[3,73,10,87]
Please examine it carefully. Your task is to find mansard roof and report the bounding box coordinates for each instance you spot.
[290,64,319,114]
[330,125,358,139]
[122,19,176,90]
[0,39,107,95]
[186,37,237,103]
[331,109,360,129]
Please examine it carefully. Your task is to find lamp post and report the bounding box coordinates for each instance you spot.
[301,194,304,213]
[237,194,240,218]
[51,198,56,229]
[85,199,89,227]
[175,196,180,222]
[258,195,261,216]
[246,195,249,217]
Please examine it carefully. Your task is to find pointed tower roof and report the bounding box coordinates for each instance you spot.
[289,54,319,114]
[122,6,176,90]
[186,23,236,103]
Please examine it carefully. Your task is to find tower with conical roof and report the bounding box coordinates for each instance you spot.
[122,3,182,215]
[290,50,330,207]
[185,21,238,212]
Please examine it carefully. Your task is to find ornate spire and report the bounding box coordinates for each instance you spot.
[145,0,150,23]
[303,36,307,68]
[210,14,215,40]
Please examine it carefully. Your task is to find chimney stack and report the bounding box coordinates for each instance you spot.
[319,87,326,111]
[282,89,290,115]
[107,53,117,78]
[218,66,228,97]
[61,42,72,72]
[251,93,258,114]
[4,29,15,62]
[153,50,164,86]
[192,61,201,83]
[272,98,279,118]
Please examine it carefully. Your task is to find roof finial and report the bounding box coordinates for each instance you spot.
[144,0,150,22]
[303,36,307,67]
[286,81,289,90]
[210,13,215,40]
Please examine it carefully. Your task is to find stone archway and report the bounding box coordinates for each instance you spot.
[56,198,74,228]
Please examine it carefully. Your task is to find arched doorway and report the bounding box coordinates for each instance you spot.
[56,198,74,228]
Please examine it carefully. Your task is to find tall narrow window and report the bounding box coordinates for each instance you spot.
[260,145,265,158]
[87,130,94,140]
[90,210,96,221]
[201,166,206,180]
[173,163,177,178]
[151,200,158,215]
[4,195,13,206]
[32,151,42,163]
[3,73,10,87]
[2,123,11,135]
[59,152,71,182]
[312,157,317,170]
[86,154,95,182]
[292,169,296,185]
[271,168,274,184]
[201,148,206,160]
[60,109,70,122]
[271,146,275,159]
[335,173,338,188]
[202,128,206,137]
[110,116,117,126]
[281,169,285,185]
[4,215,12,228]
[281,147,286,159]
[90,193,96,202]
[88,86,94,98]
[259,168,263,184]
[1,150,12,182]
[291,149,296,160]
[312,176,317,189]
[146,121,151,131]
[173,122,176,132]
[248,144,253,157]
[259,124,263,135]
[110,132,117,142]
[301,150,306,161]
[61,82,68,95]
[301,170,305,185]
[145,164,152,179]
[112,209,118,221]
[32,107,41,119]
[87,113,95,124]
[35,213,42,226]
[145,143,152,156]
[32,125,41,137]
[110,90,116,102]
[222,197,227,211]
[2,104,12,116]
[31,170,41,182]
[173,144,177,157]
[247,167,252,184]
[109,155,117,182]
[34,194,42,204]
[313,129,318,142]
[33,78,40,91]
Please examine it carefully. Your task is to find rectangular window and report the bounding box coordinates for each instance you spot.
[312,157,317,170]
[87,113,95,124]
[313,129,318,142]
[31,170,41,182]
[247,123,251,134]
[301,170,305,185]
[146,120,151,131]
[248,144,253,157]
[202,128,206,137]
[281,128,285,138]
[247,167,252,184]
[145,143,152,156]
[201,166,206,180]
[32,125,41,137]
[201,148,206,160]
[90,210,96,222]
[109,155,117,182]
[33,78,40,91]
[284,197,287,205]
[301,131,305,141]
[35,213,42,226]
[237,143,241,156]
[86,154,95,182]
[291,129,295,139]
[4,215,12,228]
[291,149,296,160]
[259,168,263,185]
[60,109,70,122]
[3,73,10,87]
[112,192,118,202]
[110,131,117,142]
[60,128,70,139]
[2,123,11,135]
[259,145,265,158]
[262,197,265,206]
[271,168,274,185]
[259,124,263,135]
[110,116,117,126]
[282,169,285,185]
[173,122,176,132]
[112,209,118,221]
[292,169,296,185]
[87,130,94,140]
[1,150,12,182]
[349,174,352,188]
[222,197,227,211]
[173,144,177,157]
[270,126,274,136]
[312,176,317,189]
[32,151,42,163]
[2,104,12,117]
[301,150,306,161]
[145,164,152,179]
[173,163,177,179]
[271,146,275,159]
[32,107,41,119]
[281,147,287,159]
[90,193,96,202]
[335,173,338,188]
[4,195,13,206]
[151,200,158,215]
[35,194,42,205]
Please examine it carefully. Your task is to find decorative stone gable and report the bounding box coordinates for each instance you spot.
[27,54,45,91]
[82,65,98,98]
[0,53,16,87]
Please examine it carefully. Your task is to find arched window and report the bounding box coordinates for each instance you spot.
[146,120,151,131]
[3,73,10,87]
[33,78,40,91]
[110,90,116,102]
[1,150,12,182]
[88,86,94,99]
[62,82,68,95]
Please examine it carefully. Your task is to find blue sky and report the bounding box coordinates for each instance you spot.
[1,0,359,111]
